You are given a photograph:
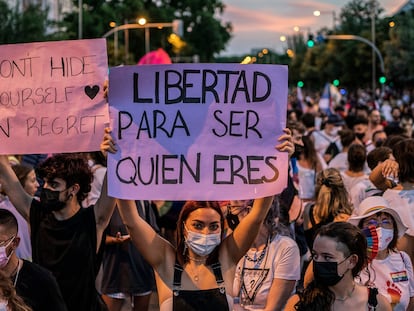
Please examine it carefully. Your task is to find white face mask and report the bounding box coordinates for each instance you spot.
[329,126,341,137]
[185,229,221,257]
[376,227,394,251]
[0,300,8,311]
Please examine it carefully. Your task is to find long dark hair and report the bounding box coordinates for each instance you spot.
[176,201,225,266]
[295,222,368,311]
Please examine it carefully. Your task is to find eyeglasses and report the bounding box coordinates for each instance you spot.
[0,236,15,248]
[363,219,393,229]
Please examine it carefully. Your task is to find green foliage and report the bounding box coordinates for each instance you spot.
[0,0,50,44]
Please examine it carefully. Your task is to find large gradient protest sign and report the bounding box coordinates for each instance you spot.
[107,64,288,200]
[0,38,109,154]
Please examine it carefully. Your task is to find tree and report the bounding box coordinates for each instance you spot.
[0,0,50,44]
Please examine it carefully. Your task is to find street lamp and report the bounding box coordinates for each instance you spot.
[137,18,150,54]
[109,22,118,63]
[103,20,182,64]
[313,10,337,31]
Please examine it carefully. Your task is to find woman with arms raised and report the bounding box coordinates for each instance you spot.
[102,128,293,311]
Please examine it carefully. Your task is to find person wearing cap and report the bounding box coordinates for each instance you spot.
[311,114,344,164]
[348,196,414,310]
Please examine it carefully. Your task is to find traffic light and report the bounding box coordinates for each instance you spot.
[307,34,315,48]
[379,76,387,84]
[297,81,304,88]
[333,79,340,87]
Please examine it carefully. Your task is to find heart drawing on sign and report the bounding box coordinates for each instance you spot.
[84,85,100,99]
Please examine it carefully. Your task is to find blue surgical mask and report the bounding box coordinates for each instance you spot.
[185,227,221,257]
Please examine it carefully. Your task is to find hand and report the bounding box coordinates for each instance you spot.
[103,79,109,101]
[276,128,294,158]
[381,159,399,180]
[112,232,131,244]
[100,127,117,158]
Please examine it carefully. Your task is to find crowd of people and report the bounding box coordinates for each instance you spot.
[0,86,414,311]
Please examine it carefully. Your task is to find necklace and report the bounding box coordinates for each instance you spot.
[239,236,271,305]
[244,244,268,263]
[186,263,201,282]
[335,282,355,302]
[187,254,206,264]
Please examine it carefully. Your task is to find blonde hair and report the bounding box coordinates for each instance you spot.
[314,168,353,221]
[0,270,32,311]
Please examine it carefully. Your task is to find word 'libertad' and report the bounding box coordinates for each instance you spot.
[133,69,272,104]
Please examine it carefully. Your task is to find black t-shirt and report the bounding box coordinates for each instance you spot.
[30,200,107,311]
[16,259,68,311]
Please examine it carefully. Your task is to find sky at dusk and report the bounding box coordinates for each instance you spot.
[219,0,407,56]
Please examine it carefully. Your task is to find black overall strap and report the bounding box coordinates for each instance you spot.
[211,262,226,294]
[173,262,184,295]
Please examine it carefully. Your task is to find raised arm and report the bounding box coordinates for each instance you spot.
[100,127,174,268]
[94,128,118,252]
[223,196,274,263]
[0,155,32,221]
[222,128,294,263]
[116,198,174,270]
[369,158,400,191]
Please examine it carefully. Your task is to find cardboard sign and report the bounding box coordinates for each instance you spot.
[108,64,288,200]
[0,38,109,154]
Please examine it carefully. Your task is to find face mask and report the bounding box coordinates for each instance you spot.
[292,143,305,158]
[313,257,348,286]
[0,301,7,311]
[328,127,340,137]
[226,212,239,231]
[355,132,365,140]
[0,237,15,268]
[376,227,394,251]
[375,139,384,147]
[185,228,221,257]
[40,188,68,212]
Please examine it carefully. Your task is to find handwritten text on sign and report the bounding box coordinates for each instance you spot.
[107,64,288,200]
[0,38,109,154]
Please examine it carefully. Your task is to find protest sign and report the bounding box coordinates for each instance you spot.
[108,64,288,200]
[0,38,109,154]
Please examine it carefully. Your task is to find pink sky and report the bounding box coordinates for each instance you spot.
[220,0,407,56]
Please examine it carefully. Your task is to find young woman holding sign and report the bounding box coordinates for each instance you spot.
[101,128,294,311]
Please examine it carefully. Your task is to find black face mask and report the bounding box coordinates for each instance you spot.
[292,143,305,158]
[226,212,240,231]
[40,188,67,212]
[313,258,348,286]
[355,132,365,141]
[375,139,384,147]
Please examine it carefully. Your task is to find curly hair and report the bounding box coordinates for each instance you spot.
[37,153,93,203]
[314,168,353,222]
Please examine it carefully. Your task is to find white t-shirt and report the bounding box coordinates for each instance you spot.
[233,234,300,310]
[340,172,370,196]
[311,130,342,158]
[0,195,32,261]
[383,189,414,236]
[348,179,382,209]
[357,251,414,311]
[328,152,348,172]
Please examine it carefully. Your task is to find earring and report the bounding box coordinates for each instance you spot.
[183,243,187,256]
